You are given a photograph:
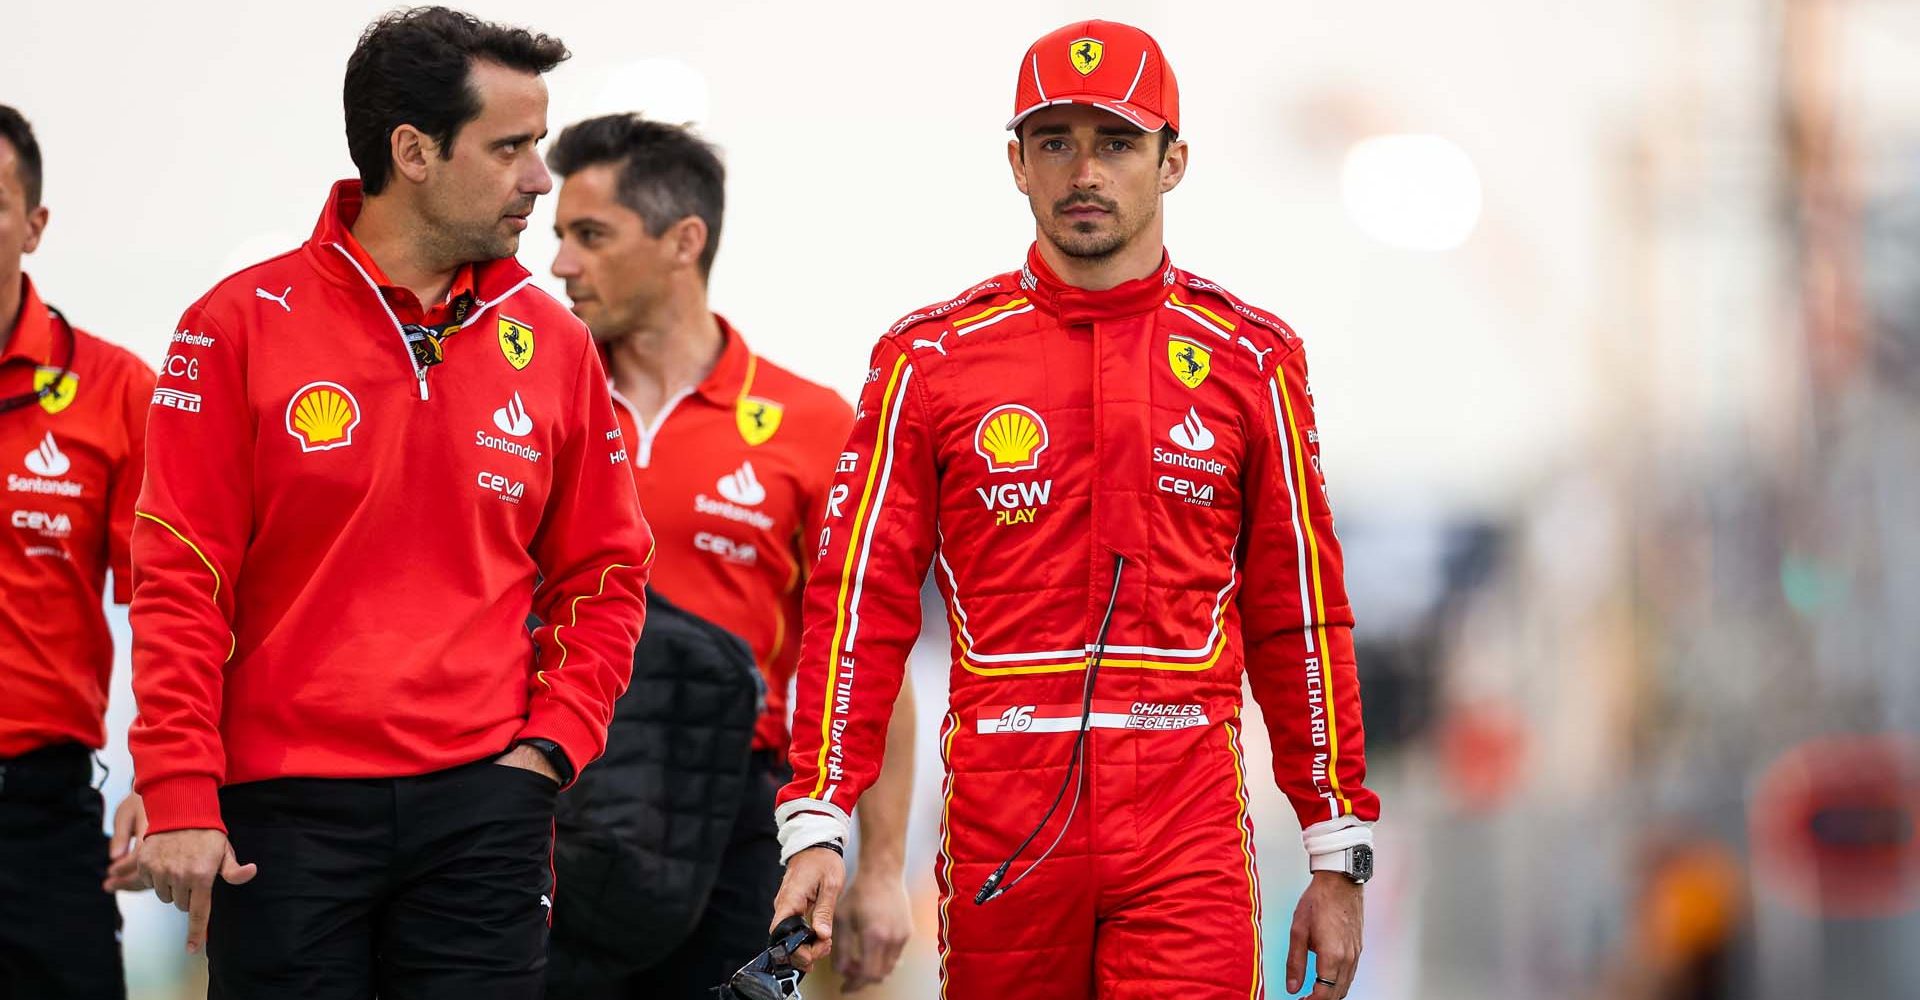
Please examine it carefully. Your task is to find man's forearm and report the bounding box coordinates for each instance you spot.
[853,675,917,875]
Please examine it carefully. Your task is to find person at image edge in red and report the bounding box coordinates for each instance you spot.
[771,21,1381,1000]
[0,103,154,999]
[127,10,652,997]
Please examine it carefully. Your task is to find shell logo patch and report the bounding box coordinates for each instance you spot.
[286,381,362,453]
[34,367,79,414]
[1069,38,1104,76]
[736,396,784,446]
[1168,335,1212,390]
[498,316,535,371]
[975,404,1049,474]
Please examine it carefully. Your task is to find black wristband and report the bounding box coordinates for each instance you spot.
[797,840,845,860]
[518,738,574,785]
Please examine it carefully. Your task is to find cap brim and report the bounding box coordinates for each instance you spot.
[1006,96,1169,133]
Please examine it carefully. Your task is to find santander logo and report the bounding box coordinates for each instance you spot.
[716,461,767,507]
[24,433,70,477]
[493,392,534,437]
[1168,407,1215,453]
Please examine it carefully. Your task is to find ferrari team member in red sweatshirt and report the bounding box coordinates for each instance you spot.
[128,10,652,996]
[0,103,154,1000]
[771,21,1379,1000]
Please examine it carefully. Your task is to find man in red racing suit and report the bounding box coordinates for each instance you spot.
[772,19,1382,1000]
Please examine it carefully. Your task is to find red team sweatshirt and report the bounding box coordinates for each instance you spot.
[129,182,653,834]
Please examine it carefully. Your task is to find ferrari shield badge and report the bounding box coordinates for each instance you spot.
[1167,335,1211,390]
[736,396,784,446]
[34,367,78,414]
[498,316,535,371]
[1070,38,1104,76]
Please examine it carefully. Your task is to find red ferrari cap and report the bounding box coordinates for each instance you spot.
[1007,20,1180,135]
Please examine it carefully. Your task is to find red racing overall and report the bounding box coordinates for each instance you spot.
[777,249,1380,998]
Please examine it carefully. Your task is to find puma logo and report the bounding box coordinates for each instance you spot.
[256,286,293,312]
[911,330,952,356]
[1237,336,1275,372]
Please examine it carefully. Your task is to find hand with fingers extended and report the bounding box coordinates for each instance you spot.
[769,845,846,972]
[138,828,258,955]
[102,793,152,892]
[1286,871,1364,999]
[834,865,912,992]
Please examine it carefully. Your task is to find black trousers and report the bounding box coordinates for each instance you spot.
[208,756,558,1000]
[0,742,125,1000]
[568,751,784,1000]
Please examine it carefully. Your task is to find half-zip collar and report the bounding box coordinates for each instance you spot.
[1018,243,1176,325]
[336,228,477,330]
[302,180,535,400]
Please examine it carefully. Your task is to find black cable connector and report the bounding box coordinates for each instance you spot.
[974,862,1012,904]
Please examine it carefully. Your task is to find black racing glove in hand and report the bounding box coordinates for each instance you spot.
[711,916,816,1000]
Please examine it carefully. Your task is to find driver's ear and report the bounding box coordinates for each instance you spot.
[1159,137,1189,193]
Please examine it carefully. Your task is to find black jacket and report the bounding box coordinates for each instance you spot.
[547,590,765,986]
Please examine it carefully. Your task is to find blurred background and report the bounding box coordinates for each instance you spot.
[8,0,1919,996]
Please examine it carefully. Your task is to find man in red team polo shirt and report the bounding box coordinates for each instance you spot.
[0,103,154,1000]
[771,21,1380,1000]
[129,11,652,997]
[547,115,918,996]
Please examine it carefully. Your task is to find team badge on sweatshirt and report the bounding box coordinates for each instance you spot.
[498,316,535,371]
[735,396,783,446]
[1167,334,1212,390]
[285,381,362,453]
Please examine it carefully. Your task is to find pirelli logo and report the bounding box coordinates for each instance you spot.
[153,388,203,413]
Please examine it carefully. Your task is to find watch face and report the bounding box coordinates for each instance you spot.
[1351,844,1375,882]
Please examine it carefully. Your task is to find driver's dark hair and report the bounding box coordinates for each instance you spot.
[0,104,44,208]
[344,7,569,195]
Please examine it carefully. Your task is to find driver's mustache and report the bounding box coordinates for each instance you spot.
[1055,194,1116,211]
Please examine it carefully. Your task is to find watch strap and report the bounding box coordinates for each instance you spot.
[518,738,574,785]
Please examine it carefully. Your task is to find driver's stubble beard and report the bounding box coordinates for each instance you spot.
[420,188,531,266]
[1041,191,1148,261]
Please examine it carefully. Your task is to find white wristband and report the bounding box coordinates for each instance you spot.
[775,797,852,864]
[1301,815,1373,872]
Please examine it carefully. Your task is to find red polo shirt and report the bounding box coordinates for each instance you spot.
[0,276,155,756]
[612,319,852,750]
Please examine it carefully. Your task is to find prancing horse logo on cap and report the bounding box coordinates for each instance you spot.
[1070,38,1103,76]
